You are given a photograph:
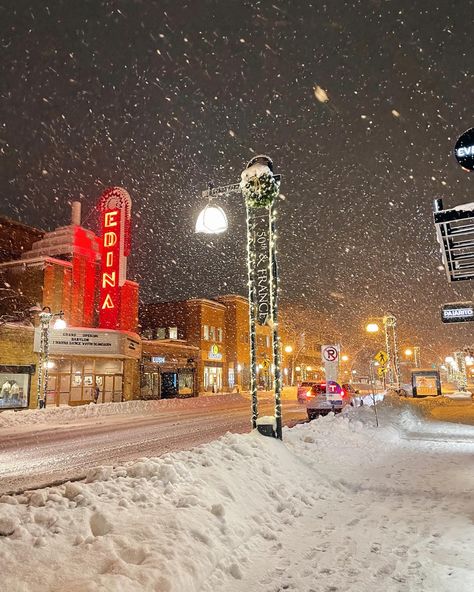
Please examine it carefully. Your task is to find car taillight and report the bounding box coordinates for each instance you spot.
[306,390,312,397]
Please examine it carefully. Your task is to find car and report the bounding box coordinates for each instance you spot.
[297,381,326,403]
[303,381,357,420]
[297,381,358,404]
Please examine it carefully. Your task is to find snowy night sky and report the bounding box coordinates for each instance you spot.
[1,0,473,354]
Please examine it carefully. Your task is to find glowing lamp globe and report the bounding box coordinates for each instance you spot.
[284,345,293,354]
[53,317,66,330]
[366,322,379,333]
[341,354,349,362]
[405,348,413,357]
[195,204,228,234]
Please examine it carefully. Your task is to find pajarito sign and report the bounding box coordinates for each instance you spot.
[34,328,141,358]
[441,303,474,324]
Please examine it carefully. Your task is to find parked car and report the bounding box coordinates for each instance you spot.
[303,381,358,420]
[297,381,357,404]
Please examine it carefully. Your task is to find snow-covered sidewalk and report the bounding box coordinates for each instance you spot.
[0,397,473,592]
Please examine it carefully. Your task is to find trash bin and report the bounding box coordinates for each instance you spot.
[256,415,276,438]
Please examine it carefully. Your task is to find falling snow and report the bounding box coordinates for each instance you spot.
[0,0,472,353]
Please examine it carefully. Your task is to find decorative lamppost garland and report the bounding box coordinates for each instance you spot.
[241,170,280,209]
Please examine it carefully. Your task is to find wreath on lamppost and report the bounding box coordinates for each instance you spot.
[241,171,280,208]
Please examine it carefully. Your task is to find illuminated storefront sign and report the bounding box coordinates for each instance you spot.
[208,344,222,360]
[98,187,132,329]
[151,356,166,364]
[441,303,474,323]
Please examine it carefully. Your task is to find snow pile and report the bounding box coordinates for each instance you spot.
[0,400,473,591]
[0,394,245,428]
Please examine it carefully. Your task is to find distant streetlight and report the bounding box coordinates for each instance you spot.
[341,354,349,362]
[284,345,293,353]
[405,348,413,357]
[365,316,401,389]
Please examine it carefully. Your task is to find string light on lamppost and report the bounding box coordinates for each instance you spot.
[33,306,66,409]
[195,156,283,439]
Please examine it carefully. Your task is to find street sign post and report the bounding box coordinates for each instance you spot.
[321,345,339,392]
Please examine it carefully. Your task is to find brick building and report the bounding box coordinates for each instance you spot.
[0,201,141,409]
[140,295,273,393]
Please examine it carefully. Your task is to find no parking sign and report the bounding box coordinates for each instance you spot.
[321,344,340,386]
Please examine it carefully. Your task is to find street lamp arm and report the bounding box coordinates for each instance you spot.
[202,175,282,200]
[201,183,241,200]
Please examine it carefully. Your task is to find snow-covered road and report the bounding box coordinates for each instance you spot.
[0,396,306,495]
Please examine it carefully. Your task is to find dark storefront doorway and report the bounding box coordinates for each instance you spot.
[161,372,178,398]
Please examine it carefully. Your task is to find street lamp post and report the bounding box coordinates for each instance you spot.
[365,314,401,390]
[35,306,66,409]
[195,156,283,439]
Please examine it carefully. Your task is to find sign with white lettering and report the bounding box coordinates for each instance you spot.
[34,328,141,358]
[151,356,166,364]
[441,302,474,323]
[253,210,272,326]
[454,127,474,171]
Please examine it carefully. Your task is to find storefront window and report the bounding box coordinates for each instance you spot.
[156,327,166,339]
[209,326,215,340]
[217,328,223,342]
[0,367,31,409]
[169,327,178,340]
[179,370,194,396]
[203,325,209,340]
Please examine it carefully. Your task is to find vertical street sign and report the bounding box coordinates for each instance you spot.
[321,344,340,390]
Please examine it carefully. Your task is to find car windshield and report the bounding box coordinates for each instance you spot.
[311,384,326,395]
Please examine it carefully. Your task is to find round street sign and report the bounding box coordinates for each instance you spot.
[454,127,474,171]
[322,346,339,362]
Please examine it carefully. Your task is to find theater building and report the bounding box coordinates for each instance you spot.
[0,192,141,409]
[140,295,273,393]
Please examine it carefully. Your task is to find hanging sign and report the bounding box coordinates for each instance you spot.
[454,127,474,171]
[253,211,272,326]
[441,302,474,323]
[322,345,339,387]
[98,187,132,330]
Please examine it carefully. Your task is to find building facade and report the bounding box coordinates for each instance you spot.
[0,199,141,409]
[140,295,273,393]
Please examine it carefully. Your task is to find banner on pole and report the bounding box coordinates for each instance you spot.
[252,210,273,326]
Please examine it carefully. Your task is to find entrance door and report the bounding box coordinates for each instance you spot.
[161,372,178,398]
